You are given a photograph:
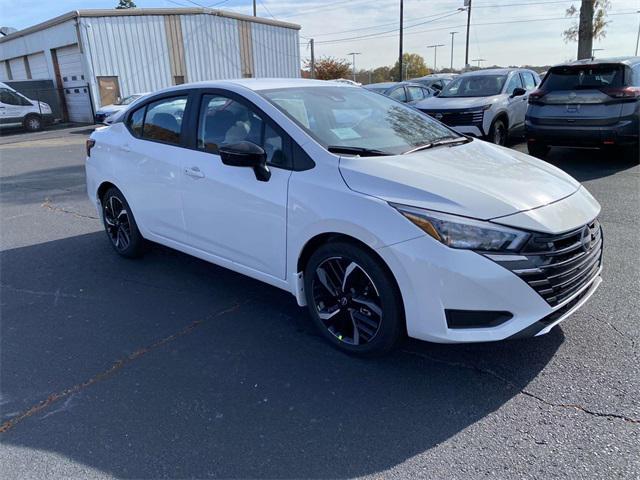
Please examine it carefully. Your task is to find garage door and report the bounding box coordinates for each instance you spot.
[56,44,92,123]
[27,52,49,79]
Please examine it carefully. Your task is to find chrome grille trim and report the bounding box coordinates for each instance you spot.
[489,219,603,307]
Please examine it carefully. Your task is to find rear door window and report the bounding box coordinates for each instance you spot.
[142,96,188,145]
[389,87,407,102]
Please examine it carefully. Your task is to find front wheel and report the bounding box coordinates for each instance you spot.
[304,242,404,356]
[101,187,145,258]
[488,118,507,146]
[23,114,42,132]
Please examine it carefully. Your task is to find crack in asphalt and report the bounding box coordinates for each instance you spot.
[587,313,638,350]
[41,198,99,220]
[401,349,640,425]
[0,302,241,434]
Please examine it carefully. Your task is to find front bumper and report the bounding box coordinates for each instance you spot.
[378,234,602,343]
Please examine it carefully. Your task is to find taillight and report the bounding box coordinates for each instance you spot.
[528,89,546,104]
[86,138,96,157]
[602,86,640,99]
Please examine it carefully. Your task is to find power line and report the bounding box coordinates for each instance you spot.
[313,10,635,46]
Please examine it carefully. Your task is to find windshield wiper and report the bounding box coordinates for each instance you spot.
[327,146,391,156]
[403,136,471,154]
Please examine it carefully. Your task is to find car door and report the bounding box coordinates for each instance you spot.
[505,73,528,129]
[179,91,292,279]
[119,95,190,243]
[0,88,29,124]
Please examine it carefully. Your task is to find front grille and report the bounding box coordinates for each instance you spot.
[421,109,484,127]
[491,219,603,307]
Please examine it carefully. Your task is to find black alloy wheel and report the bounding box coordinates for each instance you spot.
[312,256,383,346]
[101,187,145,258]
[304,242,404,355]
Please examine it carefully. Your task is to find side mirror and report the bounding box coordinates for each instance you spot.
[511,87,526,98]
[219,141,271,182]
[433,90,440,96]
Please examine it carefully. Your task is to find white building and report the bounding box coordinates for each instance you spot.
[0,8,301,122]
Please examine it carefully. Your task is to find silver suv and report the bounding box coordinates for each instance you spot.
[414,68,541,145]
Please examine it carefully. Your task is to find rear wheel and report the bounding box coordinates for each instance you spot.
[527,141,550,159]
[23,114,42,132]
[304,242,404,356]
[488,118,507,146]
[101,187,145,258]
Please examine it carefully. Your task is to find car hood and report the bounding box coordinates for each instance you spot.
[338,139,581,220]
[415,95,502,110]
[96,104,125,114]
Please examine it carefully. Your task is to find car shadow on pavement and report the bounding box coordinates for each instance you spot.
[1,232,564,479]
[543,147,638,182]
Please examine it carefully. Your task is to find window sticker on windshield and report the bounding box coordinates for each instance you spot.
[330,127,361,140]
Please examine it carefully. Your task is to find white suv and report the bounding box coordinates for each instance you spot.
[86,79,602,356]
[415,68,541,145]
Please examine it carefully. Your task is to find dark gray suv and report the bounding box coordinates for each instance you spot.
[526,57,640,159]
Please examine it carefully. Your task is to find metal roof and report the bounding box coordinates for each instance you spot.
[0,7,301,44]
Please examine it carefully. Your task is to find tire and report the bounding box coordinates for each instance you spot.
[23,114,42,132]
[101,187,145,258]
[488,118,507,146]
[527,141,550,159]
[622,143,639,164]
[303,241,404,356]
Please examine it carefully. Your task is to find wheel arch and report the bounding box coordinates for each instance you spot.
[97,181,118,204]
[491,110,509,129]
[296,232,406,329]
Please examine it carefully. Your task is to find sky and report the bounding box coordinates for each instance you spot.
[1,0,638,70]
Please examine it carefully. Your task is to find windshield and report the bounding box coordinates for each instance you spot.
[543,65,624,90]
[440,75,507,97]
[117,95,141,105]
[260,86,458,155]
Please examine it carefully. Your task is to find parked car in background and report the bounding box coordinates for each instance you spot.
[95,93,149,124]
[410,73,457,91]
[86,78,603,355]
[332,78,362,86]
[0,81,53,131]
[365,81,434,104]
[415,68,541,145]
[526,57,640,159]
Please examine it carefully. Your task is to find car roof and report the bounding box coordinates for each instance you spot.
[153,78,355,95]
[365,82,398,88]
[459,68,524,76]
[562,56,640,67]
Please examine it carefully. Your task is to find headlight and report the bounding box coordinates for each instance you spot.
[391,203,529,252]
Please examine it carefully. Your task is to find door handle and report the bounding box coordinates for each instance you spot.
[184,166,205,179]
[119,144,131,152]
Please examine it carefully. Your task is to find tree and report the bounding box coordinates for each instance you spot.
[116,0,137,9]
[303,56,351,80]
[563,0,611,59]
[370,66,392,83]
[390,53,429,81]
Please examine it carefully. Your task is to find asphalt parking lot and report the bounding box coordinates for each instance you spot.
[1,127,638,479]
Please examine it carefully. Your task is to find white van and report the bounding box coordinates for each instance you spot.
[0,82,53,131]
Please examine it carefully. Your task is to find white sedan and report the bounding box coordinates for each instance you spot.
[85,78,603,355]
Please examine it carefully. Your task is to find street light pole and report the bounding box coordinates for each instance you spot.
[253,0,256,16]
[427,44,445,72]
[472,58,486,68]
[464,0,472,70]
[591,48,604,58]
[399,0,404,81]
[636,10,640,56]
[449,31,458,70]
[347,52,361,82]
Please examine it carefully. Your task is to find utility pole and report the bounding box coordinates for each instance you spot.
[636,10,640,56]
[464,0,472,70]
[472,58,486,68]
[449,31,458,70]
[399,0,404,81]
[347,52,361,82]
[309,39,315,79]
[427,44,445,72]
[253,0,256,16]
